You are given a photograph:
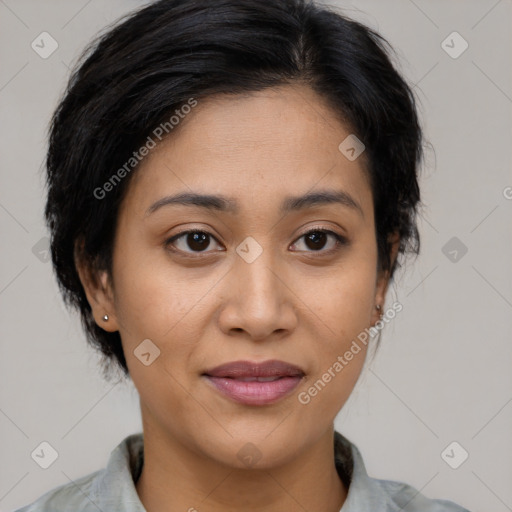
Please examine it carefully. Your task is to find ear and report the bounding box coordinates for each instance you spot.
[371,231,400,326]
[74,240,119,332]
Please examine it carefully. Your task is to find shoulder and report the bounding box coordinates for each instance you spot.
[13,433,144,512]
[372,477,471,512]
[12,470,102,512]
[334,431,471,512]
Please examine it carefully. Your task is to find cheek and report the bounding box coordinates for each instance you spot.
[294,247,376,403]
[114,252,204,411]
[301,255,377,337]
[296,275,373,421]
[112,238,187,326]
[111,241,225,394]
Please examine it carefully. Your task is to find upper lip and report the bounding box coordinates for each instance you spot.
[203,359,305,378]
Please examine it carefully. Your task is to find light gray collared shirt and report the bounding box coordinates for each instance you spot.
[14,431,471,512]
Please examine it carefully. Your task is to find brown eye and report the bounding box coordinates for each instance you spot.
[184,232,210,251]
[290,229,347,254]
[304,231,328,250]
[166,230,223,255]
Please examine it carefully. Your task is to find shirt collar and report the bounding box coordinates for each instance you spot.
[334,430,403,511]
[89,432,144,509]
[88,430,401,512]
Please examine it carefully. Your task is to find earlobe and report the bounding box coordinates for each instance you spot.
[92,270,119,332]
[371,232,400,326]
[99,310,118,332]
[74,247,119,332]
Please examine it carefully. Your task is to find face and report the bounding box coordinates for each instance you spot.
[80,84,396,469]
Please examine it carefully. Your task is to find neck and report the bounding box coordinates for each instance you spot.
[135,423,347,512]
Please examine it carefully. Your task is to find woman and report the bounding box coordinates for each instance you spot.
[15,0,471,510]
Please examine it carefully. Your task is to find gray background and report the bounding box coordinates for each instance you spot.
[1,1,511,511]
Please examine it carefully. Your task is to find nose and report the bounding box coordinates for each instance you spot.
[217,244,298,341]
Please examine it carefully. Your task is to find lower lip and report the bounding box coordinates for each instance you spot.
[203,375,303,405]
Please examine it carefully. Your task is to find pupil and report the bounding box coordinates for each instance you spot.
[188,232,209,251]
[184,231,328,252]
[306,231,326,250]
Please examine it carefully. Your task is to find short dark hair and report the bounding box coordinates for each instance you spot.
[45,0,424,380]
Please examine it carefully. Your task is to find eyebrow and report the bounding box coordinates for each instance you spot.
[145,189,363,218]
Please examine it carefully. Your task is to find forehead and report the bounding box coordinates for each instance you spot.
[123,84,372,217]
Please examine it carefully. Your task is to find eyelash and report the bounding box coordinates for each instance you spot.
[164,227,348,259]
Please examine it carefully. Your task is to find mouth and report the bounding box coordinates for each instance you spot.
[202,359,305,406]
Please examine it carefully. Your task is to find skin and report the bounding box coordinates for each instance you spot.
[76,83,399,512]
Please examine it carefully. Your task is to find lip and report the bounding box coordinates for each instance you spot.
[202,359,305,406]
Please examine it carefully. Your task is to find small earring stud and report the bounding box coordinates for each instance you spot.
[102,314,109,321]
[375,304,382,311]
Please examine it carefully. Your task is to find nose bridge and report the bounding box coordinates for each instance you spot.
[234,235,283,310]
[218,234,297,338]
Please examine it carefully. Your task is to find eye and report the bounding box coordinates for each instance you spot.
[289,228,347,254]
[165,230,224,257]
[165,227,348,258]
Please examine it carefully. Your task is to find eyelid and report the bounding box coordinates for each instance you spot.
[290,226,348,253]
[295,224,347,241]
[165,226,348,258]
[165,228,224,257]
